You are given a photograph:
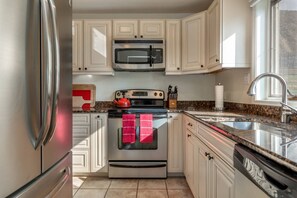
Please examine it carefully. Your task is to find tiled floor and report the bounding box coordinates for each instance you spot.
[73,177,194,198]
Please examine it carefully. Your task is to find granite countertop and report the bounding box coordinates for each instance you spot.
[72,105,297,171]
[183,111,297,172]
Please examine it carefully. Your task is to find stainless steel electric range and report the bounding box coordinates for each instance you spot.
[108,89,168,178]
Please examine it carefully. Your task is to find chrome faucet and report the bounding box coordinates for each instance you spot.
[247,73,297,123]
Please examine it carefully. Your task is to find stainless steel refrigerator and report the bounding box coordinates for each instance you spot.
[0,0,72,197]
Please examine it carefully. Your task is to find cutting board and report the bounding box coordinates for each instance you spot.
[72,84,96,108]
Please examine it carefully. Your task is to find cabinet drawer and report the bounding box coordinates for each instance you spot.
[73,113,90,125]
[197,123,235,166]
[185,116,198,136]
[73,137,90,149]
[73,125,91,137]
[72,150,90,173]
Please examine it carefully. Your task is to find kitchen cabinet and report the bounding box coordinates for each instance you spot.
[72,113,91,173]
[113,19,165,39]
[90,113,108,173]
[185,129,199,197]
[167,113,183,173]
[83,20,114,75]
[182,12,207,73]
[72,113,108,174]
[165,20,182,75]
[206,0,251,71]
[72,20,83,72]
[183,115,236,198]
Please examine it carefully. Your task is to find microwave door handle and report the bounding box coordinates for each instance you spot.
[149,45,153,67]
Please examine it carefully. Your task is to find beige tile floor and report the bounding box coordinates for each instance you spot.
[73,177,194,198]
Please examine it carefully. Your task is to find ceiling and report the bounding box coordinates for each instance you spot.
[73,0,213,14]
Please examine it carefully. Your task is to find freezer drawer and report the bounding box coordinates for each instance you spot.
[8,152,72,198]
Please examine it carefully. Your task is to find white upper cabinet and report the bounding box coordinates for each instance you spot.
[113,19,165,39]
[113,20,138,39]
[206,0,252,71]
[165,20,182,74]
[182,12,207,73]
[83,20,113,74]
[72,20,83,72]
[139,20,165,39]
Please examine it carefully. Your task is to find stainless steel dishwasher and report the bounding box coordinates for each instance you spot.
[234,144,297,198]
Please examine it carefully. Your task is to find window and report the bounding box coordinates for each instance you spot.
[253,0,297,102]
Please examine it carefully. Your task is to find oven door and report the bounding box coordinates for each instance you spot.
[108,114,168,161]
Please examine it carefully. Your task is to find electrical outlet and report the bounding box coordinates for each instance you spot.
[243,73,250,85]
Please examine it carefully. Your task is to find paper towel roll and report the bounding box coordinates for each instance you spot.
[215,84,224,110]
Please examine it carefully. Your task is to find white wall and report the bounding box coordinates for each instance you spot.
[73,72,216,101]
[215,68,253,104]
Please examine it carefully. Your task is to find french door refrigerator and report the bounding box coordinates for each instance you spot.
[0,0,72,197]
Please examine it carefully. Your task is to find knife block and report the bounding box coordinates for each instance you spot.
[168,99,177,109]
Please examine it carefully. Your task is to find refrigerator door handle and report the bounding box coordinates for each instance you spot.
[30,0,54,150]
[45,166,71,198]
[44,0,61,145]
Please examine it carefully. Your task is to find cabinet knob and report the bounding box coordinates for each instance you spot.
[216,59,219,62]
[134,35,137,38]
[208,155,214,160]
[187,134,191,137]
[78,67,81,70]
[204,152,210,157]
[140,35,143,38]
[169,116,173,118]
[84,68,87,70]
[201,65,204,68]
[177,67,180,70]
[97,115,100,118]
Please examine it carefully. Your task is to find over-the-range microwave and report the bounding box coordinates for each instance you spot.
[112,39,165,71]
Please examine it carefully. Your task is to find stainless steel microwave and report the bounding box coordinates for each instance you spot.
[112,39,165,71]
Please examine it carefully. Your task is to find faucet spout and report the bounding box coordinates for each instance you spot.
[247,73,288,104]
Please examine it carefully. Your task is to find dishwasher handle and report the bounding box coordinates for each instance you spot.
[234,144,297,198]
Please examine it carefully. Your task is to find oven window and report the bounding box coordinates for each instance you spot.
[118,127,158,150]
[115,49,150,64]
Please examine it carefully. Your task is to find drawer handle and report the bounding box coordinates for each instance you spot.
[188,123,193,127]
[187,134,191,137]
[208,155,214,160]
[205,152,210,157]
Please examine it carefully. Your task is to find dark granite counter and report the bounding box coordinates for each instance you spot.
[183,111,297,172]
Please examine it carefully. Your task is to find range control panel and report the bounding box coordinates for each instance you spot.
[115,89,164,100]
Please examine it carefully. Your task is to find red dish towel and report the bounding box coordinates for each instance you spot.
[140,114,153,143]
[122,114,136,144]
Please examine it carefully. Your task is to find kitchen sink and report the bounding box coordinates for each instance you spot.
[220,121,289,135]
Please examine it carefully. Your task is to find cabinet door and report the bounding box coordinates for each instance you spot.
[72,20,83,72]
[198,140,210,198]
[165,20,181,74]
[90,113,108,173]
[210,153,235,198]
[185,130,195,192]
[84,20,113,72]
[207,0,220,68]
[73,150,90,173]
[113,20,138,39]
[139,20,165,38]
[168,113,183,173]
[182,12,206,71]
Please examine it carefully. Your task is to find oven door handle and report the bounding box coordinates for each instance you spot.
[109,163,166,168]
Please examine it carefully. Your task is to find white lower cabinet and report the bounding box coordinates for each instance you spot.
[168,113,183,173]
[90,113,108,173]
[184,115,235,198]
[72,113,108,174]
